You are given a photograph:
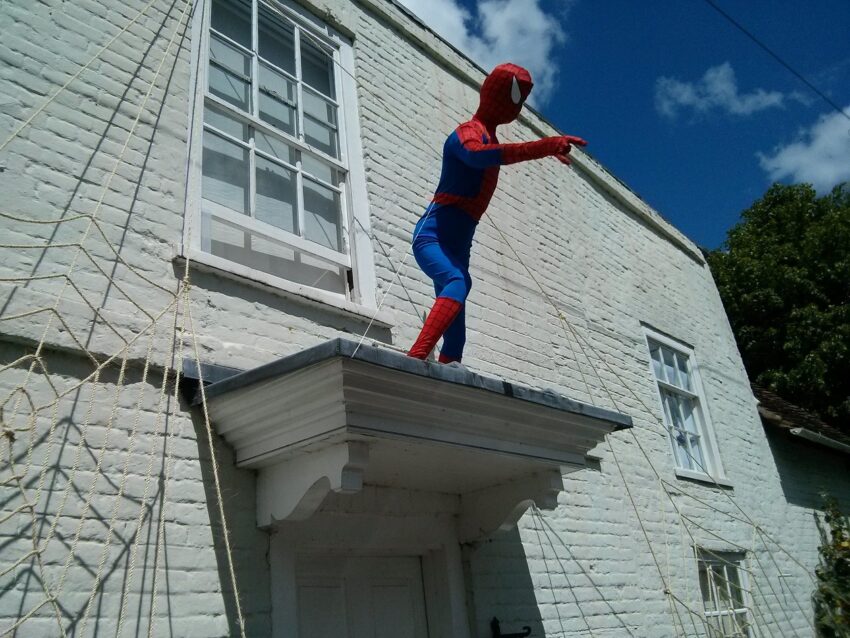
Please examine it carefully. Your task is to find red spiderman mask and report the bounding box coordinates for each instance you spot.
[475,63,534,127]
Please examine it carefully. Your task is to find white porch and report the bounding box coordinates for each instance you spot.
[197,338,631,637]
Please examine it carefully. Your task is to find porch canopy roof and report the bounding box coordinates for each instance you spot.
[197,338,631,537]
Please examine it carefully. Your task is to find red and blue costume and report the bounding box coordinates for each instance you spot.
[407,63,587,363]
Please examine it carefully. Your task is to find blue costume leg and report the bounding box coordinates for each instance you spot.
[414,240,470,304]
[413,238,471,360]
[437,263,471,361]
[410,208,476,361]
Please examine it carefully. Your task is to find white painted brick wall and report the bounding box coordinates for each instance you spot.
[1,0,846,636]
[0,342,270,636]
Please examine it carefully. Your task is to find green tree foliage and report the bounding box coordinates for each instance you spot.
[707,183,850,432]
[814,495,850,637]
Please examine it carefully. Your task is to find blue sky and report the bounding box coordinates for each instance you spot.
[396,0,850,248]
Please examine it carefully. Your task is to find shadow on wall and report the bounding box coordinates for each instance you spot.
[191,402,272,637]
[0,348,179,637]
[468,520,644,638]
[0,0,190,344]
[466,527,546,638]
[764,429,850,510]
[0,341,271,637]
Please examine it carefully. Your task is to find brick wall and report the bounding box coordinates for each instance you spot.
[0,0,845,636]
[0,343,270,636]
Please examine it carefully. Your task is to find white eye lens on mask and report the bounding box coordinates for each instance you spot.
[511,76,522,105]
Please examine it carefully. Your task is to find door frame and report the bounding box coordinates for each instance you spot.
[269,487,472,638]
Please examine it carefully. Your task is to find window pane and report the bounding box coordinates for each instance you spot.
[303,89,338,156]
[305,117,338,157]
[303,89,337,127]
[299,251,346,294]
[665,392,685,432]
[662,347,679,386]
[676,352,692,390]
[303,178,341,251]
[202,130,249,214]
[662,391,691,469]
[259,93,297,134]
[207,212,247,253]
[689,434,705,471]
[713,567,732,605]
[727,566,745,608]
[681,397,699,434]
[255,131,296,164]
[209,37,251,111]
[207,215,346,294]
[209,66,250,111]
[204,104,248,139]
[302,153,340,186]
[259,5,296,74]
[210,35,251,76]
[650,342,663,380]
[699,565,715,611]
[254,234,346,294]
[676,396,708,472]
[255,157,297,234]
[661,390,691,468]
[301,38,335,98]
[211,0,251,48]
[259,64,296,101]
[259,64,297,135]
[673,430,691,469]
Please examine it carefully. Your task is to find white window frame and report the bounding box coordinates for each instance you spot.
[183,0,379,316]
[697,549,754,638]
[643,327,730,485]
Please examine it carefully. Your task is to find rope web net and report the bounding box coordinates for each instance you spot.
[0,0,820,636]
[0,0,245,635]
[332,25,820,635]
[319,17,820,634]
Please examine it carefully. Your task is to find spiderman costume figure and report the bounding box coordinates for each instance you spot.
[407,63,587,364]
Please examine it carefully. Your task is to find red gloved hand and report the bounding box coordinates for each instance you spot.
[552,135,587,165]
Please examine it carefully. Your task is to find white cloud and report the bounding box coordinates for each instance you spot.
[655,62,786,118]
[758,107,850,192]
[396,0,569,104]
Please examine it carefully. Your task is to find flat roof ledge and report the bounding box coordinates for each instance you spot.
[201,338,631,538]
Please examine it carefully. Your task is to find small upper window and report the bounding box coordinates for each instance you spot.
[645,329,724,480]
[198,0,356,298]
[697,550,753,637]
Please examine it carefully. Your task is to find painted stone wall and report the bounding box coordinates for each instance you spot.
[0,343,270,636]
[0,0,844,636]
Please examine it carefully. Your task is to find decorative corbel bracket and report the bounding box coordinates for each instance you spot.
[458,470,564,543]
[256,441,369,527]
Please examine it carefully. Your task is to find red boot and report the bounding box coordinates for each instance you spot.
[408,297,463,360]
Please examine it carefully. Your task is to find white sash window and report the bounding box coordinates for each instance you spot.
[698,551,753,637]
[644,328,728,484]
[187,0,375,308]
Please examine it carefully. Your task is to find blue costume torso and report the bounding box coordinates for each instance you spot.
[429,127,503,221]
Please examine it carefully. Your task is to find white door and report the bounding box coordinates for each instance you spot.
[296,555,430,638]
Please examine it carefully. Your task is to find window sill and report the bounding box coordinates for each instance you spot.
[175,249,394,329]
[674,467,734,489]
